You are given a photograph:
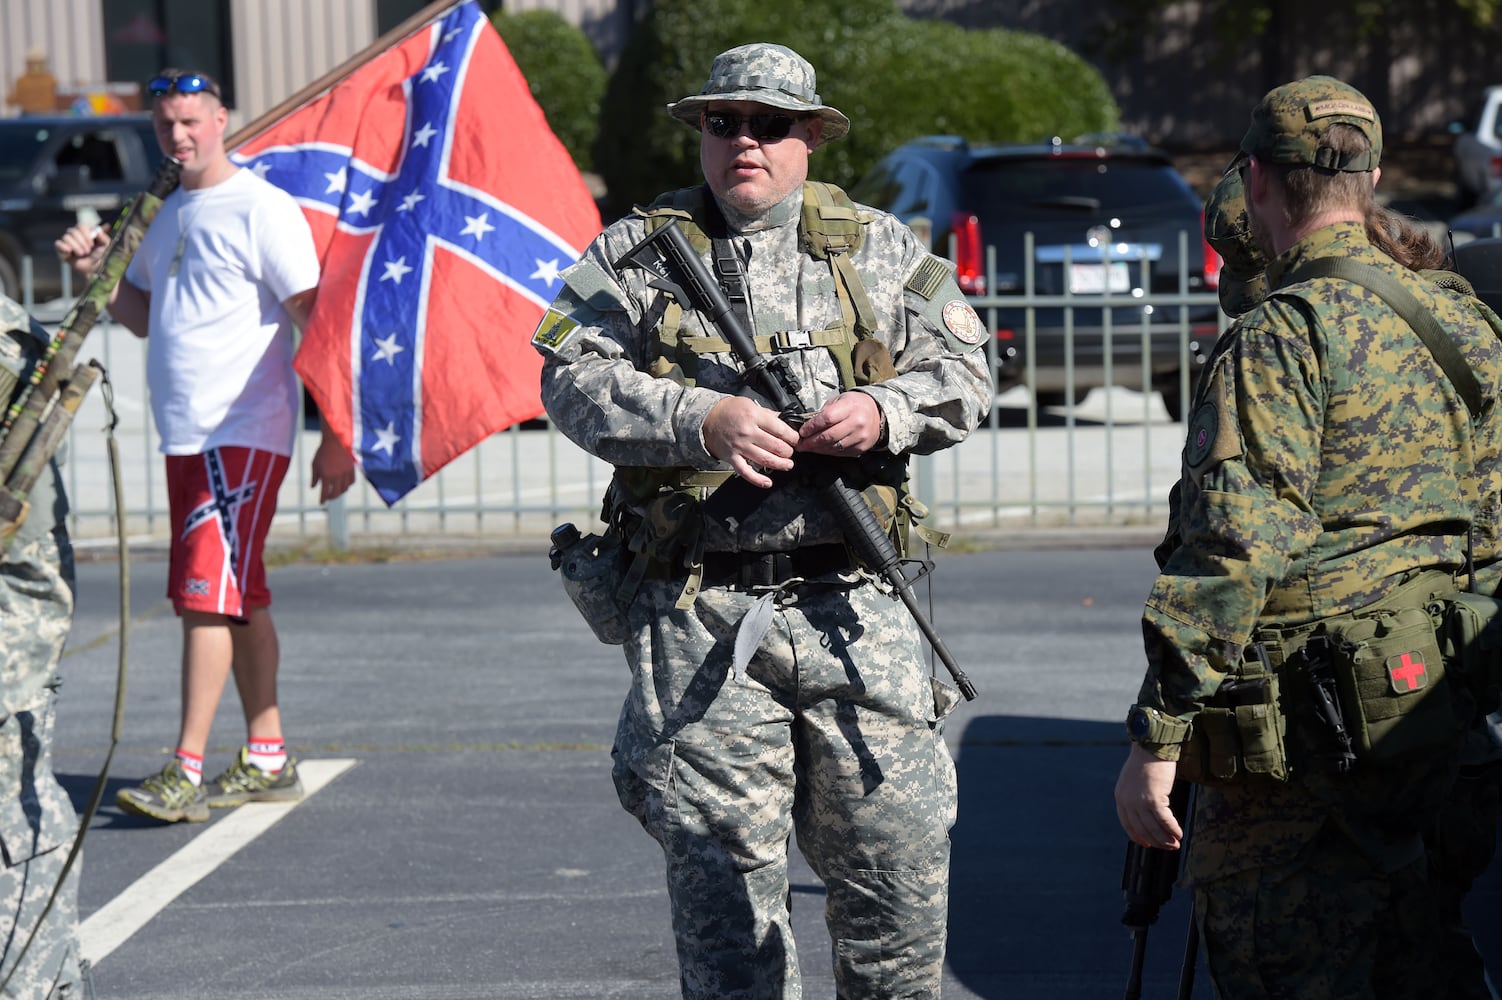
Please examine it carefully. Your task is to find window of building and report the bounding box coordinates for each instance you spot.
[103,0,235,109]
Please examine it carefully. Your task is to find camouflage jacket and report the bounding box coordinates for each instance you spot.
[1138,221,1502,718]
[533,183,992,553]
[0,295,73,720]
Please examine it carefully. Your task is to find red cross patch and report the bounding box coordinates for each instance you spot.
[1385,650,1428,693]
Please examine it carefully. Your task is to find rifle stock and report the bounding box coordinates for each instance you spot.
[615,220,977,700]
[0,156,181,547]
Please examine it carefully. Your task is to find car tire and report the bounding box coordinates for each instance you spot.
[1035,390,1070,410]
[1158,383,1186,422]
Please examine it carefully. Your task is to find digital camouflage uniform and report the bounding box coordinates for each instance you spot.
[1131,76,1502,999]
[0,296,81,998]
[534,44,991,1000]
[1193,145,1502,1000]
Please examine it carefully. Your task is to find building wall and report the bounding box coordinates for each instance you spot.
[228,0,378,136]
[1,0,106,113]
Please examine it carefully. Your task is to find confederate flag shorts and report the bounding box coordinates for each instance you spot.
[165,446,289,619]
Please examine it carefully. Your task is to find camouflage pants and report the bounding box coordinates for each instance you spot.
[1425,763,1502,1000]
[0,528,81,999]
[1195,825,1438,1000]
[612,577,959,1000]
[0,691,82,1000]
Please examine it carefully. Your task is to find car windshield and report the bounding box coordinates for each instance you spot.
[960,157,1192,223]
[0,124,53,183]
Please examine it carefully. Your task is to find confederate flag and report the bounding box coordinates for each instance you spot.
[230,0,601,504]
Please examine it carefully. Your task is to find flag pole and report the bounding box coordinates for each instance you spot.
[227,0,468,149]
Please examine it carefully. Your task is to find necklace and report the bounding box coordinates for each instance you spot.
[168,189,211,277]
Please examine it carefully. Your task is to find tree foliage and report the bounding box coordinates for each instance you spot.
[490,8,606,172]
[1098,0,1501,58]
[593,0,1120,216]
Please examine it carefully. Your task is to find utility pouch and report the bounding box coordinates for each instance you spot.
[1178,668,1288,786]
[1434,592,1502,717]
[1324,605,1459,765]
[549,523,632,646]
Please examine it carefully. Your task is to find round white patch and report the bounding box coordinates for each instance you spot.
[942,299,985,345]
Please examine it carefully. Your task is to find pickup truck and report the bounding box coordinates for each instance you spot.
[0,114,164,303]
[1450,86,1502,206]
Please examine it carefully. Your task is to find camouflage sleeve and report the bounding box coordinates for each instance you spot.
[1138,304,1324,714]
[854,221,994,456]
[531,221,724,470]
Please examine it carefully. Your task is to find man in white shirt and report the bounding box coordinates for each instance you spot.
[56,69,355,822]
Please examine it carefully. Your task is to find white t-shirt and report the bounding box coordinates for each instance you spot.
[126,167,320,456]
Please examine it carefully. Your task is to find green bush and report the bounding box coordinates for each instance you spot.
[490,9,605,172]
[593,0,1119,216]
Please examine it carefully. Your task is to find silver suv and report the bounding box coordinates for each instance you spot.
[1449,86,1502,207]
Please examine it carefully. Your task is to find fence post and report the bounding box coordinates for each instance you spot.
[325,494,349,551]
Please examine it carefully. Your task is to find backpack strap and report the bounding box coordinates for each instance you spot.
[1288,257,1484,418]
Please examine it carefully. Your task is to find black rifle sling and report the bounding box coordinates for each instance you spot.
[699,190,754,333]
[1288,257,1484,418]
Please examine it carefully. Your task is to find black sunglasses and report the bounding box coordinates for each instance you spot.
[703,112,800,142]
[148,73,220,99]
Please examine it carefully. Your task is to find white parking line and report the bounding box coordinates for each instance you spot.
[78,757,358,965]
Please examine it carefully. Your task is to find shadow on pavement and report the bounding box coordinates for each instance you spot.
[946,713,1502,999]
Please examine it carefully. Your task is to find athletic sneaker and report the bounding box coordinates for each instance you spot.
[116,759,209,823]
[202,748,304,807]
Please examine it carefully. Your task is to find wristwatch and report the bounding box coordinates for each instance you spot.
[1125,705,1192,747]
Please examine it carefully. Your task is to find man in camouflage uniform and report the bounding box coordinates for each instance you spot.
[533,43,991,1000]
[1114,75,1502,997]
[0,295,83,997]
[1206,151,1502,1000]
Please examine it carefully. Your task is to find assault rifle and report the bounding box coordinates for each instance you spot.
[0,156,181,549]
[613,219,976,700]
[1120,779,1196,1000]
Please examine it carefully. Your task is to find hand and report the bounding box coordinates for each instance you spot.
[54,223,108,276]
[796,391,883,456]
[1114,743,1184,850]
[702,396,798,489]
[310,430,356,504]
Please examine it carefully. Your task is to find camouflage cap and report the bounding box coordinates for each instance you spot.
[1203,159,1270,317]
[667,43,850,143]
[1240,75,1381,172]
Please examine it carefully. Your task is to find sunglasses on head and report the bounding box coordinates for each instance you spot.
[148,73,219,98]
[703,111,800,142]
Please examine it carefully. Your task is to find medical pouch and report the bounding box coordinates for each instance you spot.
[1326,605,1459,765]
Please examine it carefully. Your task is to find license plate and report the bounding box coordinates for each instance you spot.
[1068,262,1130,294]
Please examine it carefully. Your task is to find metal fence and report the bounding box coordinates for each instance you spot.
[21,242,1229,551]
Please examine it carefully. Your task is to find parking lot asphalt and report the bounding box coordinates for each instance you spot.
[52,543,1501,999]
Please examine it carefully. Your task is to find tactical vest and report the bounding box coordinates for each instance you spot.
[604,182,933,605]
[1175,266,1502,784]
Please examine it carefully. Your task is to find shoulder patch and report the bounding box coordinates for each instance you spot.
[941,299,986,346]
[905,254,952,301]
[531,308,579,353]
[1184,402,1219,468]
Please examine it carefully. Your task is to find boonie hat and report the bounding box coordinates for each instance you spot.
[667,42,850,143]
[1241,74,1381,172]
[1203,159,1269,317]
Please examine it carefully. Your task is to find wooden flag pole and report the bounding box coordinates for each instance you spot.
[227,0,468,149]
